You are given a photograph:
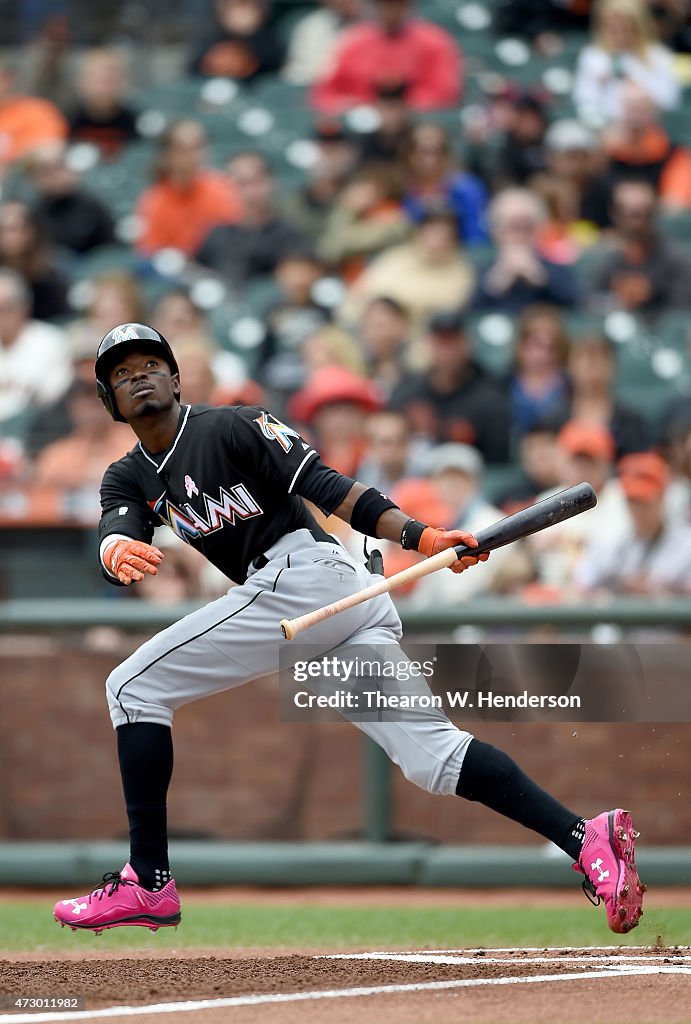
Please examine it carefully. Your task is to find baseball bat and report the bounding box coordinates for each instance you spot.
[279,481,597,640]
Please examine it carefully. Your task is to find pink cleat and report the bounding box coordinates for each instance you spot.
[53,863,181,934]
[574,809,646,934]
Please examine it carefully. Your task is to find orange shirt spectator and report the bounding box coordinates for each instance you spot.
[0,58,66,169]
[312,0,462,113]
[606,123,691,211]
[137,171,243,256]
[0,94,67,166]
[136,119,243,256]
[33,381,131,493]
[598,82,691,213]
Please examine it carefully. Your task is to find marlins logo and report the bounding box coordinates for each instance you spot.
[150,484,263,543]
[254,411,302,453]
[112,323,142,342]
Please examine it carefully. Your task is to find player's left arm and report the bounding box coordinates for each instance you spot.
[330,480,488,574]
[232,407,486,574]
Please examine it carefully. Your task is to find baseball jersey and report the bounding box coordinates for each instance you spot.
[98,404,355,585]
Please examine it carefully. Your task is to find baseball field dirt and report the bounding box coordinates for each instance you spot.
[1,888,689,1023]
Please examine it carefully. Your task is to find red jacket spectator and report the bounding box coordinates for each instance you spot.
[312,0,462,113]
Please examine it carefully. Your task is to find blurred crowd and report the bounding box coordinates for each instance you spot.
[1,0,691,604]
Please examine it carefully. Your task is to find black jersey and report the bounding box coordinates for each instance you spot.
[98,404,355,585]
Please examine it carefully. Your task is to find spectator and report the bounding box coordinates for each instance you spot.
[494,0,593,43]
[136,120,244,258]
[311,0,462,113]
[649,0,691,52]
[587,178,691,314]
[473,189,580,313]
[388,308,511,462]
[28,142,115,254]
[65,271,145,363]
[507,305,571,437]
[534,118,608,236]
[0,268,71,429]
[28,272,144,457]
[567,333,649,456]
[573,0,680,124]
[318,162,410,279]
[282,119,359,242]
[190,0,285,81]
[196,152,307,289]
[172,337,218,406]
[259,251,332,392]
[401,123,489,245]
[527,418,629,593]
[357,79,414,166]
[600,81,691,213]
[574,451,691,593]
[301,323,366,375]
[0,56,67,174]
[288,364,383,475]
[663,413,691,522]
[283,0,363,85]
[151,289,215,346]
[68,49,138,159]
[32,378,130,498]
[341,209,475,337]
[0,201,69,320]
[359,295,411,397]
[410,443,531,602]
[356,409,429,491]
[473,91,550,192]
[496,422,564,511]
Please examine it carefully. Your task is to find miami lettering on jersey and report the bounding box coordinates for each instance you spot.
[150,483,263,542]
[254,411,301,453]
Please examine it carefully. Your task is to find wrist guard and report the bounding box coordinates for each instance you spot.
[400,518,427,551]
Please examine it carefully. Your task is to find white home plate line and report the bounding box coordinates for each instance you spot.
[318,953,691,966]
[0,968,690,1024]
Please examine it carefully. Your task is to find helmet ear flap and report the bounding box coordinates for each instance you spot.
[96,376,126,422]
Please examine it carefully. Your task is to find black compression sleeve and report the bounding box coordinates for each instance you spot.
[350,487,398,537]
[295,458,355,515]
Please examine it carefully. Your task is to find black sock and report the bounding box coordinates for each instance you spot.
[116,723,173,890]
[456,739,585,861]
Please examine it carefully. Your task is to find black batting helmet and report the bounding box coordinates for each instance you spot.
[95,323,180,422]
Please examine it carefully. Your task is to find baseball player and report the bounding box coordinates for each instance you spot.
[54,324,644,935]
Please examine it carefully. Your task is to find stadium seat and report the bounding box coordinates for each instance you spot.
[468,311,514,375]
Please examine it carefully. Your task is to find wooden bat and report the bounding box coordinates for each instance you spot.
[279,482,597,640]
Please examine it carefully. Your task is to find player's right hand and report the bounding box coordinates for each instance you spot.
[104,539,164,585]
[418,527,489,574]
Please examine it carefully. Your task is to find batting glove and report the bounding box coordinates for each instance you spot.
[104,539,164,585]
[418,527,490,574]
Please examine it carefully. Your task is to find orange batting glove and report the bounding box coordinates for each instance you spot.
[104,539,164,585]
[418,527,490,574]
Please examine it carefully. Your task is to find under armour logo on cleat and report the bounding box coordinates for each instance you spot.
[63,900,88,915]
[591,858,610,882]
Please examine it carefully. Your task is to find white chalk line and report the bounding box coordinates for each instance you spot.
[1,966,690,1023]
[319,953,691,966]
[362,945,691,955]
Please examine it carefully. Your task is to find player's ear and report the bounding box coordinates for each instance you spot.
[171,373,181,396]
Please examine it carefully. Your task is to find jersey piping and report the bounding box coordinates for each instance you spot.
[137,404,191,473]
